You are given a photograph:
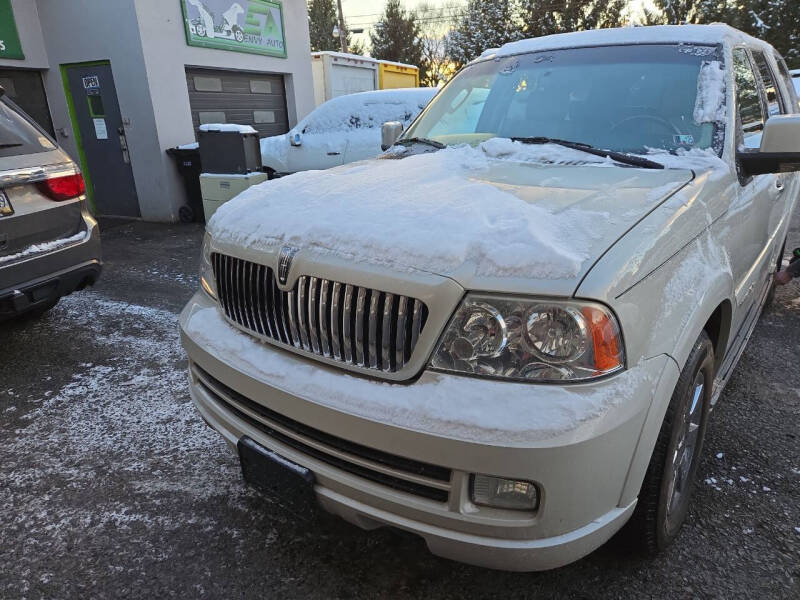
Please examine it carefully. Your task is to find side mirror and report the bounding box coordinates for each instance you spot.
[381,121,404,151]
[290,131,302,147]
[737,115,800,176]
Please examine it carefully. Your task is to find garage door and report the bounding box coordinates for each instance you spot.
[0,69,54,136]
[185,68,289,138]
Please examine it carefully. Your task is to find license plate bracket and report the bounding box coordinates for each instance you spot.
[238,436,315,497]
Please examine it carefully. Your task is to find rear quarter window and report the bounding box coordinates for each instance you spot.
[0,98,57,158]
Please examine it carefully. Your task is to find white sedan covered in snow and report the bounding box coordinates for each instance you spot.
[258,88,437,176]
[181,25,800,570]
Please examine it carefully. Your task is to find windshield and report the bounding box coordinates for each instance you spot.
[0,97,56,158]
[404,44,726,155]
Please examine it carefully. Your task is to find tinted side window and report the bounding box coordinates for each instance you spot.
[773,53,799,113]
[733,48,765,149]
[0,98,56,158]
[752,50,782,116]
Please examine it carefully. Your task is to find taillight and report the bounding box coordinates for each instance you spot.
[37,173,86,201]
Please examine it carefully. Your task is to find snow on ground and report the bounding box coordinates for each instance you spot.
[185,305,658,444]
[212,140,620,280]
[0,231,87,264]
[0,292,259,577]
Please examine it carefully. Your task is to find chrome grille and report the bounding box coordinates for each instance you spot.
[212,253,429,373]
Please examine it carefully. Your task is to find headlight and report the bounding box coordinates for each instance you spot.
[430,294,624,382]
[200,233,217,300]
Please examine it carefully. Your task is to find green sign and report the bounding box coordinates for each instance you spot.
[181,0,286,58]
[0,0,24,60]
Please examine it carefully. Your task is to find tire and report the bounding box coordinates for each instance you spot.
[196,24,206,37]
[623,331,714,555]
[234,28,244,42]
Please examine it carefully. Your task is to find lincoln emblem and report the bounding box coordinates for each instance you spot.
[277,245,298,285]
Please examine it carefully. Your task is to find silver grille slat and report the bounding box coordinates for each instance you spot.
[308,277,320,353]
[212,254,427,374]
[297,276,309,349]
[396,295,408,367]
[381,293,394,372]
[367,293,380,369]
[342,284,354,364]
[319,279,331,357]
[330,282,342,360]
[355,287,367,366]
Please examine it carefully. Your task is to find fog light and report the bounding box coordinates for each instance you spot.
[471,474,539,511]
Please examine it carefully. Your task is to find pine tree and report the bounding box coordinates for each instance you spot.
[642,1,732,25]
[307,0,338,51]
[446,0,523,69]
[734,1,800,67]
[307,0,363,54]
[369,0,423,67]
[518,0,627,38]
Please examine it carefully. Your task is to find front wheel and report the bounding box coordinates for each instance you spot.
[624,331,714,554]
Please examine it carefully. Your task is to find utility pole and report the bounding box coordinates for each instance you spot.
[336,0,348,53]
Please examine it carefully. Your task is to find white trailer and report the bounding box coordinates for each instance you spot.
[310,52,380,107]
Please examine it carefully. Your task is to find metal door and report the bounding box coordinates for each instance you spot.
[65,62,139,217]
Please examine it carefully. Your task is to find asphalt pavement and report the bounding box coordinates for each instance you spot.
[1,216,798,599]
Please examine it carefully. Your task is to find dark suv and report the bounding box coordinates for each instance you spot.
[0,89,101,320]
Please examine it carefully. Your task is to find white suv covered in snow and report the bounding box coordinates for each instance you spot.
[258,88,437,176]
[180,25,800,570]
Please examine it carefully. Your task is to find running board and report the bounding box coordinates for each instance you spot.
[710,275,772,408]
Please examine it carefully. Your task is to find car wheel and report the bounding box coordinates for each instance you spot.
[234,28,244,42]
[624,331,714,554]
[196,24,206,37]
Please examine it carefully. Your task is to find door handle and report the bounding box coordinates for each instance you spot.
[326,151,340,156]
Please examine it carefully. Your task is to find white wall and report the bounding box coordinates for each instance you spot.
[36,0,168,219]
[131,0,315,221]
[0,0,48,70]
[34,0,315,222]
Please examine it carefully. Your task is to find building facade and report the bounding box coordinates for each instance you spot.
[0,0,314,221]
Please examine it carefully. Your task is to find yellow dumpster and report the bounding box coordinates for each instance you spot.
[378,60,420,89]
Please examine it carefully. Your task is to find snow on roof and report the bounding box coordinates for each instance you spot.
[480,24,775,62]
[312,51,379,65]
[294,87,437,134]
[198,123,257,134]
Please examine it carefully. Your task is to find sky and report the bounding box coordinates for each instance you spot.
[340,0,657,51]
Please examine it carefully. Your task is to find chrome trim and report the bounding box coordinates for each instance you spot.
[343,284,354,364]
[309,277,320,353]
[396,295,408,367]
[319,279,331,357]
[0,163,77,187]
[382,293,394,372]
[331,281,342,360]
[297,276,309,349]
[213,255,429,375]
[368,292,380,369]
[355,287,367,366]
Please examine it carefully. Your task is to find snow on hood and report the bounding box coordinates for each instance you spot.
[209,139,696,284]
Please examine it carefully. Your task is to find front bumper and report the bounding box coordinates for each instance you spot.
[0,212,101,320]
[180,292,679,571]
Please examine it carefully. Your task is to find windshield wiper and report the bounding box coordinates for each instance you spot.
[394,137,446,149]
[511,136,664,170]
